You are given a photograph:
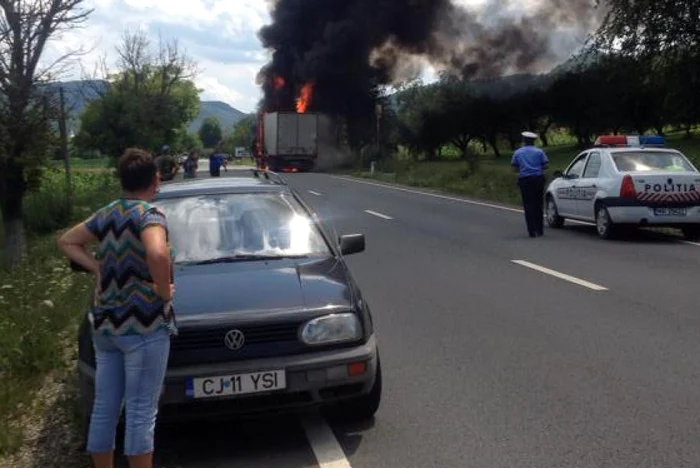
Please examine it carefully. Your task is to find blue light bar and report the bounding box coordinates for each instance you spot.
[639,136,665,146]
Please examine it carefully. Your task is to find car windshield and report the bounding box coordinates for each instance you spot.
[155,193,331,264]
[612,151,696,173]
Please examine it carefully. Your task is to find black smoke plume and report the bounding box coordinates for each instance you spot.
[257,0,600,124]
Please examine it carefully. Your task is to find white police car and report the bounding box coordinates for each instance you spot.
[546,135,700,240]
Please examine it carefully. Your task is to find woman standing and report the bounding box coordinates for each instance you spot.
[58,148,174,468]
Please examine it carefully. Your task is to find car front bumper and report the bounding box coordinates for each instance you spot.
[78,335,378,421]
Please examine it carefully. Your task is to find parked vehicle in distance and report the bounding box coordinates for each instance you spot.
[546,135,700,239]
[75,170,381,435]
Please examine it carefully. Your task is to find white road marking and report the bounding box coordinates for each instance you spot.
[302,413,352,468]
[308,190,323,196]
[512,260,608,291]
[365,210,393,220]
[333,176,523,213]
[681,241,700,247]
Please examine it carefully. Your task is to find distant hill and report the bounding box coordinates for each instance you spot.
[45,79,248,135]
[187,101,247,133]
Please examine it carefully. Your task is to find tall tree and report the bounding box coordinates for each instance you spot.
[0,0,92,267]
[198,116,222,148]
[226,115,255,149]
[595,0,700,59]
[75,30,200,157]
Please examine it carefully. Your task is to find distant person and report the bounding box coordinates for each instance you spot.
[57,148,175,468]
[183,150,198,179]
[155,145,177,181]
[511,131,549,237]
[209,151,226,177]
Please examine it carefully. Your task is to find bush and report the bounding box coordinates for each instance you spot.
[23,169,117,235]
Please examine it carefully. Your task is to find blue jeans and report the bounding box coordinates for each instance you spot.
[87,328,170,456]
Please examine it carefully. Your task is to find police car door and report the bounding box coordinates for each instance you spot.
[556,152,589,216]
[575,151,602,220]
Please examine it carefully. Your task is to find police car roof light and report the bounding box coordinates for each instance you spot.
[595,135,628,146]
[639,135,666,146]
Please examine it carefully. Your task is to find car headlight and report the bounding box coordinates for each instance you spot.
[300,313,362,345]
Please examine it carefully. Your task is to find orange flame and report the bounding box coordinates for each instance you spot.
[296,82,314,113]
[272,75,285,91]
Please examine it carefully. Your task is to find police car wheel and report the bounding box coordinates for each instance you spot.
[682,225,700,241]
[595,205,616,239]
[546,196,564,228]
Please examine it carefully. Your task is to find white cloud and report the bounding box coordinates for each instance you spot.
[42,0,272,113]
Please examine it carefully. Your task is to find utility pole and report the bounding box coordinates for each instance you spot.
[58,87,73,214]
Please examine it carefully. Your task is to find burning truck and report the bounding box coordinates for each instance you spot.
[254,80,351,173]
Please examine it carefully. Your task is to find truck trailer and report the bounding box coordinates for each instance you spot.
[255,112,319,172]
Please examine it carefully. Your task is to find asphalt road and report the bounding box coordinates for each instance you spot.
[147,167,700,468]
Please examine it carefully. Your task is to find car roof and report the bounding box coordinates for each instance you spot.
[605,147,683,154]
[155,174,288,200]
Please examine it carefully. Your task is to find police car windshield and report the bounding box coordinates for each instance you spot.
[612,151,696,173]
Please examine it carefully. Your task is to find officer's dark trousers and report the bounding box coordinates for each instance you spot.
[518,175,545,236]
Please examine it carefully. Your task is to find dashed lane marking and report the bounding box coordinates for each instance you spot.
[512,260,608,291]
[364,210,393,220]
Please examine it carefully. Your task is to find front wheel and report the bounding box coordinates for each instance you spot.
[595,204,617,239]
[546,196,564,228]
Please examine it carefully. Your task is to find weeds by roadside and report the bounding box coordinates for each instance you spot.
[0,170,119,458]
[355,161,522,206]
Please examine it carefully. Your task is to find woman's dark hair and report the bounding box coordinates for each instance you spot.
[117,148,157,191]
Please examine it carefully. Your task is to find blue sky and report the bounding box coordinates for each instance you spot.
[43,0,586,113]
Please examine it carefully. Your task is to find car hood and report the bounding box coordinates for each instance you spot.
[172,256,355,326]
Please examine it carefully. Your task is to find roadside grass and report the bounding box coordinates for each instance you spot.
[0,170,119,456]
[50,157,111,172]
[357,132,700,206]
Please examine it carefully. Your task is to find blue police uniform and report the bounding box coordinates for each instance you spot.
[512,134,549,237]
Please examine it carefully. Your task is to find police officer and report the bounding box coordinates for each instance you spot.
[511,131,549,237]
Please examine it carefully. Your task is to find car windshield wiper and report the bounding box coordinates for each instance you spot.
[181,254,308,266]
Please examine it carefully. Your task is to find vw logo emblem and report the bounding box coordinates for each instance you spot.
[224,329,245,350]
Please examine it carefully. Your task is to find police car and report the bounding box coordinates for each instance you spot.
[545,135,700,240]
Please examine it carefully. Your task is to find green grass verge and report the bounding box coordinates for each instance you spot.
[0,238,95,455]
[357,133,700,206]
[0,171,119,456]
[50,158,111,171]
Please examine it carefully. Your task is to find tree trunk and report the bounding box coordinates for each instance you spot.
[0,196,27,268]
[540,119,553,147]
[488,136,501,158]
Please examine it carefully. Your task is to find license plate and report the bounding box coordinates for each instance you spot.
[654,207,687,216]
[187,370,286,399]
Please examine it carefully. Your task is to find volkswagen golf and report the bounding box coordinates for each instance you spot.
[75,170,381,433]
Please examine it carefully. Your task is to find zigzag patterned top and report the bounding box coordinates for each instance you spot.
[85,198,170,336]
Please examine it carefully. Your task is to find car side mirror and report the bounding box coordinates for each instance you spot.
[70,260,90,273]
[339,234,365,256]
[553,170,564,179]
